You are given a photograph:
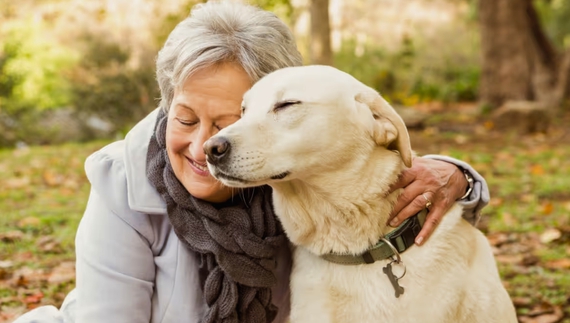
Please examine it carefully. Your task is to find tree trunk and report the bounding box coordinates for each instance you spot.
[478,0,533,107]
[309,0,333,66]
[478,0,570,109]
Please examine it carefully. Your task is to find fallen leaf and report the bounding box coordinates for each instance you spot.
[10,267,47,287]
[0,268,10,280]
[0,306,25,322]
[519,303,564,323]
[48,261,75,285]
[423,126,439,136]
[36,236,63,254]
[521,254,540,266]
[530,164,545,175]
[14,274,29,287]
[489,197,504,207]
[454,134,468,144]
[484,120,494,130]
[521,194,537,203]
[42,170,64,187]
[4,177,31,189]
[544,258,570,270]
[62,178,80,190]
[0,230,24,242]
[486,232,510,247]
[501,212,519,226]
[0,260,14,268]
[548,158,561,168]
[512,297,533,306]
[495,254,524,265]
[528,301,558,316]
[23,291,44,305]
[540,228,562,244]
[541,202,554,215]
[13,251,34,262]
[17,217,41,229]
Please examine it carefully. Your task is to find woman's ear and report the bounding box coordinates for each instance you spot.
[355,89,413,168]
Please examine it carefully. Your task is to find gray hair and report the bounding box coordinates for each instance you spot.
[156,1,303,111]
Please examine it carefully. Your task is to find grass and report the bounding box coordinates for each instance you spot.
[0,108,569,322]
[0,141,109,320]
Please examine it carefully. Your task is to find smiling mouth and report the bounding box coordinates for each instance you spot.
[187,157,208,172]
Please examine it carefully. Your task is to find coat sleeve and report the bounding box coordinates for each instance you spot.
[74,188,155,323]
[422,154,490,226]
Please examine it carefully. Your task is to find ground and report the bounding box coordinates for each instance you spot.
[0,104,569,323]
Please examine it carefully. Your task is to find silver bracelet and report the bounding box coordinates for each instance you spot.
[459,170,474,200]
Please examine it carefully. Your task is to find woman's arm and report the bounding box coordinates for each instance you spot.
[387,155,490,245]
[75,189,155,323]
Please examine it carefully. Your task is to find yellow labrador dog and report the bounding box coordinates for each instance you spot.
[204,65,517,323]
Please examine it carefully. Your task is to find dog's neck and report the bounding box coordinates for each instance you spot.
[270,149,406,256]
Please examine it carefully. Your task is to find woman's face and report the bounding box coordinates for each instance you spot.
[165,63,252,203]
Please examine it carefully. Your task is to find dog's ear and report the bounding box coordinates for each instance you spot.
[355,89,412,167]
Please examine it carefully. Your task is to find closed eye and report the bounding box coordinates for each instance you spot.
[177,118,198,127]
[273,100,301,112]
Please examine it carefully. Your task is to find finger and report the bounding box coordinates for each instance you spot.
[389,191,433,227]
[388,168,416,192]
[415,206,445,245]
[388,182,425,223]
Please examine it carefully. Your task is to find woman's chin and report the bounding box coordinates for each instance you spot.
[184,181,235,203]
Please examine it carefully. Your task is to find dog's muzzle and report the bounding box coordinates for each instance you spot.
[204,136,231,166]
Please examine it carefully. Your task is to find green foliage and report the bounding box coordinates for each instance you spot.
[412,65,480,102]
[248,0,295,25]
[153,0,208,47]
[0,20,76,113]
[535,0,570,49]
[68,34,159,136]
[0,20,77,146]
[334,36,480,105]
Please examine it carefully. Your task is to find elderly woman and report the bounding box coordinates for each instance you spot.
[14,2,488,323]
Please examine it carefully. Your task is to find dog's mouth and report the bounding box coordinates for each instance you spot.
[213,169,291,187]
[213,170,253,186]
[270,171,290,180]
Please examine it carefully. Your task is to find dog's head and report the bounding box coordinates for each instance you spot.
[204,65,412,188]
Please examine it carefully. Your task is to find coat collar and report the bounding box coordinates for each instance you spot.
[124,108,167,214]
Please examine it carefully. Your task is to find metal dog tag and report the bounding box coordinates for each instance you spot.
[383,262,405,298]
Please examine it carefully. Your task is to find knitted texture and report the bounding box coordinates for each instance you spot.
[146,109,285,323]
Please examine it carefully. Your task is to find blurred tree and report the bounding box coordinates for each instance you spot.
[250,0,296,26]
[309,0,333,65]
[478,0,570,109]
[153,0,207,47]
[0,20,77,146]
[67,33,158,135]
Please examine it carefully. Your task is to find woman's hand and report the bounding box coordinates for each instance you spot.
[387,157,468,245]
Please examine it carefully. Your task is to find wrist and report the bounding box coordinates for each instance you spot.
[458,169,474,200]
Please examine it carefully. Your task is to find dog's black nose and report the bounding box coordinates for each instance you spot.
[204,137,231,165]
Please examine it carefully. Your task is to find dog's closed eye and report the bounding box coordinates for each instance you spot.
[274,100,301,112]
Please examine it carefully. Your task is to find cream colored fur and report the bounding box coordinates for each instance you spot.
[206,65,517,323]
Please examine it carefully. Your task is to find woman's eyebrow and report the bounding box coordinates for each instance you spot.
[176,103,195,112]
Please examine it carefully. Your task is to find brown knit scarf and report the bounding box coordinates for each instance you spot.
[146,109,285,323]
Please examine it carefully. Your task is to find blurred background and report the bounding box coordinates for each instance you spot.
[0,0,569,322]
